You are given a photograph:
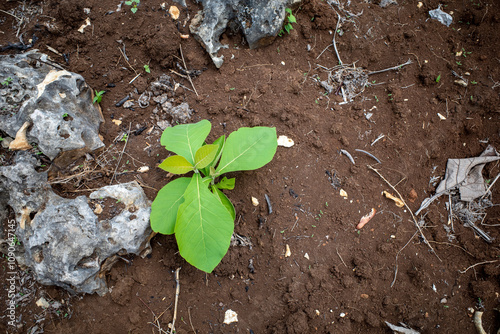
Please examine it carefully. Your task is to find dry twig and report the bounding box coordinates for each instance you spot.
[109,123,132,185]
[169,267,181,334]
[368,166,440,261]
[179,44,198,96]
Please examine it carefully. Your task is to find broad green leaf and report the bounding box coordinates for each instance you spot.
[216,127,278,175]
[214,177,235,190]
[194,144,218,169]
[158,155,194,174]
[175,174,234,273]
[212,187,236,221]
[200,135,225,177]
[160,120,211,164]
[150,177,191,234]
[285,8,292,14]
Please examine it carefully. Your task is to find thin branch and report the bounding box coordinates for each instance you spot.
[368,165,441,261]
[109,123,131,185]
[459,260,499,274]
[368,59,412,76]
[179,44,199,96]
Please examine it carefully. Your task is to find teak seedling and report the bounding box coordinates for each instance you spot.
[150,120,277,272]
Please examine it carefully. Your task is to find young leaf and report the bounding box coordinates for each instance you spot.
[160,120,211,164]
[175,174,234,273]
[285,8,292,15]
[212,187,236,220]
[214,176,235,190]
[288,14,297,23]
[158,155,194,174]
[150,177,191,234]
[194,144,218,170]
[216,127,277,175]
[200,135,225,177]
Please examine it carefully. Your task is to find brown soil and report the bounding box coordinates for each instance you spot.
[1,0,500,333]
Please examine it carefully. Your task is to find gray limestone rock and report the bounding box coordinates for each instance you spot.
[0,51,104,165]
[190,0,300,68]
[0,153,152,295]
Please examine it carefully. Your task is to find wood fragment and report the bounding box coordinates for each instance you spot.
[170,267,181,334]
[473,311,487,334]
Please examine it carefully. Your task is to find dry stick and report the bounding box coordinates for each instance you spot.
[0,9,20,21]
[187,307,196,333]
[110,123,131,185]
[336,248,347,268]
[367,165,441,262]
[368,59,412,76]
[391,230,418,288]
[179,44,198,96]
[169,267,181,334]
[117,46,138,75]
[427,240,473,257]
[459,260,499,274]
[332,13,343,65]
[473,311,487,334]
[138,297,166,334]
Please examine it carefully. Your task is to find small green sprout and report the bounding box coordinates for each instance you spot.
[279,8,297,36]
[1,77,12,86]
[229,87,235,91]
[436,74,441,83]
[125,0,140,13]
[93,90,105,104]
[471,80,477,85]
[144,64,151,73]
[456,61,462,66]
[62,113,69,118]
[374,95,379,102]
[121,133,128,142]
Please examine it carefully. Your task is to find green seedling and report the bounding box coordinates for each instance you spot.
[279,8,297,36]
[93,90,105,104]
[62,113,69,118]
[471,80,477,85]
[151,120,277,272]
[374,95,379,102]
[456,61,462,66]
[125,0,140,13]
[1,77,12,86]
[436,74,441,83]
[144,64,151,73]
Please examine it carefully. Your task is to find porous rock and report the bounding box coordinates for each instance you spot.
[0,153,152,295]
[0,51,104,165]
[190,0,300,68]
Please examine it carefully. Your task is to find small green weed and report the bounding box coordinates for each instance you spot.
[125,0,139,13]
[1,77,12,86]
[436,74,441,83]
[93,90,105,104]
[144,64,151,73]
[279,8,297,36]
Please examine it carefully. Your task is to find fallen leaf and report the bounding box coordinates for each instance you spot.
[278,135,294,147]
[94,203,103,215]
[383,191,404,207]
[169,6,180,20]
[408,189,418,202]
[285,244,291,257]
[356,208,376,229]
[9,121,32,151]
[112,119,122,126]
[223,309,238,324]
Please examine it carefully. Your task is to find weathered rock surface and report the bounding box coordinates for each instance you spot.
[0,153,152,295]
[190,0,300,68]
[0,51,104,165]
